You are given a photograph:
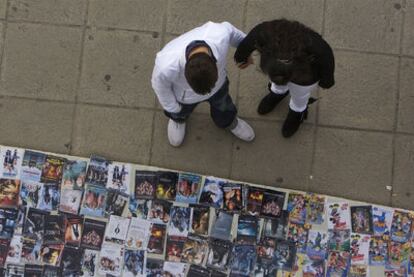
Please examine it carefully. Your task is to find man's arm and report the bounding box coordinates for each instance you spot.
[309,33,335,89]
[151,65,181,113]
[233,22,265,64]
[222,21,246,48]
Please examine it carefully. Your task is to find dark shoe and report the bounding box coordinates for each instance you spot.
[282,107,308,138]
[257,84,289,115]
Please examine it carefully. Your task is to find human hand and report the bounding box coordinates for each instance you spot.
[236,55,253,69]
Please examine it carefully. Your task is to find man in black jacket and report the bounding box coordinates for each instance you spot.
[234,19,335,137]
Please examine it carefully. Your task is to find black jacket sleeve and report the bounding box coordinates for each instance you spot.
[308,32,335,89]
[234,23,265,63]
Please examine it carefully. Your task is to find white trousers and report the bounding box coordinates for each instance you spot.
[270,81,318,112]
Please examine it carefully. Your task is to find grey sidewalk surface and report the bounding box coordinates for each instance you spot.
[0,0,413,209]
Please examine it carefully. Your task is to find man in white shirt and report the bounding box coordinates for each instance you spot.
[151,22,255,147]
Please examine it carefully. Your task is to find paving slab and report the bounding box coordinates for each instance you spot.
[325,0,404,54]
[151,111,233,177]
[318,50,398,131]
[8,0,87,25]
[0,97,73,154]
[72,105,154,164]
[311,127,393,206]
[0,0,6,19]
[0,23,82,101]
[397,58,414,134]
[402,0,414,56]
[167,0,244,34]
[88,0,165,32]
[79,28,160,108]
[231,120,314,191]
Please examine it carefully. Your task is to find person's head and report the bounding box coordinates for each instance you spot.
[185,49,218,95]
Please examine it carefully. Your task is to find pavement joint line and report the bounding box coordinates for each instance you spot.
[7,18,83,29]
[0,0,10,83]
[87,25,162,36]
[333,46,411,58]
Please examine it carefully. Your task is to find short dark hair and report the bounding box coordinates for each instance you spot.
[184,53,218,95]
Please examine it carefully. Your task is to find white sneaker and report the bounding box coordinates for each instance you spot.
[230,118,255,142]
[168,119,186,147]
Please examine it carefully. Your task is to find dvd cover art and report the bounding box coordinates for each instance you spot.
[126,218,151,250]
[129,197,151,219]
[306,193,326,225]
[260,190,286,219]
[223,183,244,212]
[59,189,82,214]
[390,210,412,243]
[168,206,191,237]
[81,218,106,250]
[190,205,210,236]
[105,190,128,216]
[207,238,232,271]
[148,199,172,224]
[21,238,42,264]
[124,249,146,277]
[23,264,43,277]
[106,162,130,194]
[14,206,26,236]
[210,211,233,241]
[262,211,289,240]
[369,235,388,266]
[166,236,185,262]
[387,240,410,269]
[36,183,60,211]
[6,235,22,264]
[0,147,23,180]
[60,245,82,276]
[105,215,130,244]
[163,261,187,277]
[64,214,83,247]
[306,229,328,260]
[272,239,296,271]
[327,202,351,230]
[328,229,351,252]
[146,258,164,277]
[156,171,178,201]
[19,181,41,208]
[0,238,10,267]
[44,214,64,244]
[187,264,211,277]
[199,176,224,208]
[98,242,124,276]
[350,233,370,265]
[372,206,393,238]
[246,187,264,216]
[255,237,276,277]
[287,222,310,252]
[147,223,167,255]
[42,265,60,277]
[81,249,99,277]
[85,155,110,187]
[348,265,368,277]
[40,243,63,266]
[326,251,350,277]
[303,255,325,277]
[21,151,46,182]
[23,208,48,240]
[79,184,107,217]
[237,214,258,245]
[409,242,414,275]
[40,155,66,183]
[350,206,373,235]
[181,234,208,265]
[61,159,87,190]
[384,267,407,277]
[0,207,18,239]
[135,170,157,199]
[287,192,307,224]
[175,173,202,204]
[230,244,256,276]
[0,179,20,207]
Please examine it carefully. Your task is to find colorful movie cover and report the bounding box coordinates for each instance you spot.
[0,238,10,267]
[23,264,43,277]
[210,211,233,241]
[222,182,244,212]
[262,211,289,240]
[147,223,166,255]
[135,170,157,199]
[351,206,373,235]
[40,155,66,183]
[287,222,310,252]
[348,265,368,277]
[6,235,22,264]
[61,159,87,190]
[36,183,60,211]
[80,184,107,217]
[168,206,191,237]
[64,214,83,247]
[188,264,211,277]
[21,150,46,182]
[255,237,276,277]
[128,197,150,218]
[327,202,351,230]
[237,214,258,245]
[104,215,130,244]
[61,246,85,276]
[146,258,164,277]
[390,210,412,243]
[19,181,41,208]
[166,236,185,262]
[105,190,128,216]
[23,208,48,240]
[387,240,410,269]
[0,207,18,239]
[245,187,264,216]
[303,255,325,277]
[207,238,232,271]
[39,243,63,266]
[384,267,407,277]
[260,189,286,219]
[81,218,106,250]
[409,242,414,275]
[148,199,172,224]
[326,251,350,277]
[98,242,124,276]
[106,162,130,194]
[306,193,326,225]
[82,249,99,277]
[181,234,208,265]
[124,249,146,277]
[307,229,328,260]
[21,238,42,264]
[272,239,296,271]
[198,176,225,208]
[230,244,256,276]
[369,236,388,266]
[85,155,111,187]
[350,233,370,265]
[372,206,393,238]
[0,147,23,179]
[328,229,351,252]
[59,188,82,214]
[44,214,64,244]
[125,218,151,250]
[176,172,202,204]
[0,179,20,207]
[190,205,210,236]
[163,261,187,277]
[15,205,26,235]
[287,192,307,224]
[155,171,178,201]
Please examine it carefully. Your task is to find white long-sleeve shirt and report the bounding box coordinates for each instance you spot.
[151,21,245,113]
